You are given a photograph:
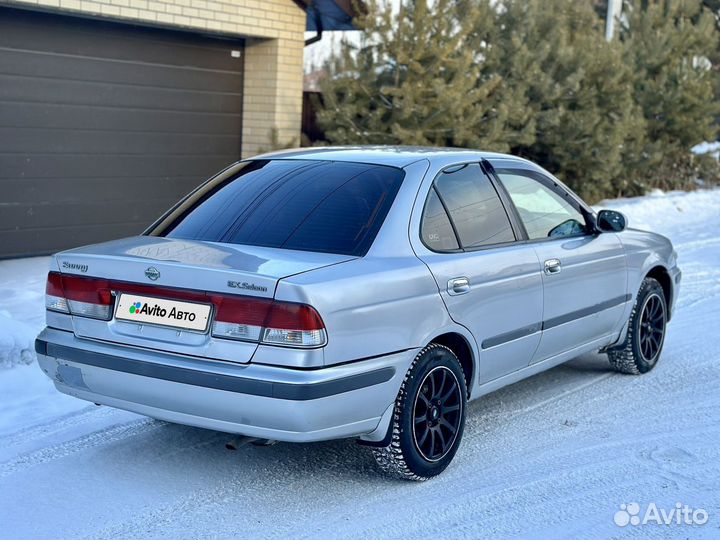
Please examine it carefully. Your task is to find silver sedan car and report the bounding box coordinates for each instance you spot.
[36,147,680,480]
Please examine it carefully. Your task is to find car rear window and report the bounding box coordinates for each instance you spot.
[151,159,405,256]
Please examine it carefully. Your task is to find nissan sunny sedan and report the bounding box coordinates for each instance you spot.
[35,147,680,480]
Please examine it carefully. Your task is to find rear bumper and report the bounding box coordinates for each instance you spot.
[35,327,414,442]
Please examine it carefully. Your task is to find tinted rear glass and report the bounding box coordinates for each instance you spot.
[434,163,515,248]
[153,160,405,256]
[421,187,459,251]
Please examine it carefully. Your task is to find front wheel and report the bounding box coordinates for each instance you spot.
[371,344,467,481]
[608,277,668,374]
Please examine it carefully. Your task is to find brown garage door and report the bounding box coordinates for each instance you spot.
[0,8,244,258]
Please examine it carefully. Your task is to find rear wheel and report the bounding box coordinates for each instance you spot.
[371,344,467,480]
[608,277,667,374]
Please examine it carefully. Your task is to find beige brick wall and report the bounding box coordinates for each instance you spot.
[3,0,306,157]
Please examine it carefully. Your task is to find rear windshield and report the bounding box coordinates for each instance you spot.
[150,159,405,256]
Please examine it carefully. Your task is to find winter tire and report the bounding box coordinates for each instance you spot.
[372,343,467,481]
[608,277,668,374]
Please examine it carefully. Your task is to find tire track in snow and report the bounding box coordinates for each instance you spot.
[95,372,619,539]
[674,236,720,251]
[93,450,284,540]
[0,418,163,478]
[1,404,117,449]
[302,401,720,540]
[298,411,717,540]
[462,368,615,445]
[491,372,614,420]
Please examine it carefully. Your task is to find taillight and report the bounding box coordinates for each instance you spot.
[211,295,326,348]
[45,272,69,313]
[211,295,270,343]
[262,302,326,347]
[45,272,113,320]
[45,271,326,347]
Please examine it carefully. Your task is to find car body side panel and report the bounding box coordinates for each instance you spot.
[530,232,628,362]
[417,246,544,383]
[617,228,679,313]
[275,255,455,368]
[405,156,543,386]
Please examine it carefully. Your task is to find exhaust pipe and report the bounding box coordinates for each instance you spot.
[225,437,276,450]
[251,438,277,447]
[225,436,255,450]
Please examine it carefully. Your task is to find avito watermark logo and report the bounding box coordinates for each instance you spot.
[614,502,709,527]
[128,301,197,322]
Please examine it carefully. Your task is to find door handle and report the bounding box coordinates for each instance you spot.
[544,258,562,275]
[448,277,470,295]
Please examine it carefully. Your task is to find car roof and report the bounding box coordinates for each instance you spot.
[250,146,528,168]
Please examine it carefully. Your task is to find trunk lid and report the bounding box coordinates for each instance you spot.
[55,236,354,363]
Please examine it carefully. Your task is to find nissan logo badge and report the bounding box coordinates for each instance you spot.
[145,267,161,281]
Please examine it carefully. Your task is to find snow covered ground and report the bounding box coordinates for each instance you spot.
[0,189,719,539]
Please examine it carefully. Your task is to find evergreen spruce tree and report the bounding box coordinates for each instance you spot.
[316,0,534,150]
[621,0,720,191]
[496,0,645,201]
[317,0,720,200]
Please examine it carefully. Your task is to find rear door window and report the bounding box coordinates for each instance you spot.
[433,163,515,249]
[153,160,405,256]
[421,187,460,251]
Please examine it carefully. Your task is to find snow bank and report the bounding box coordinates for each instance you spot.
[597,188,720,235]
[692,140,720,160]
[0,314,39,368]
[0,257,50,369]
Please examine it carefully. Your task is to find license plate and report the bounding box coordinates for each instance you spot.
[115,293,211,332]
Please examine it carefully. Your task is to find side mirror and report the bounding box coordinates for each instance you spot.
[596,209,627,232]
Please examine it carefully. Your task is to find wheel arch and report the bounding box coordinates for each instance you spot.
[645,265,673,320]
[428,331,476,398]
[357,331,477,448]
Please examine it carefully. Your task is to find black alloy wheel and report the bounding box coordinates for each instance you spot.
[608,277,668,374]
[638,292,666,364]
[371,343,468,480]
[412,366,463,462]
